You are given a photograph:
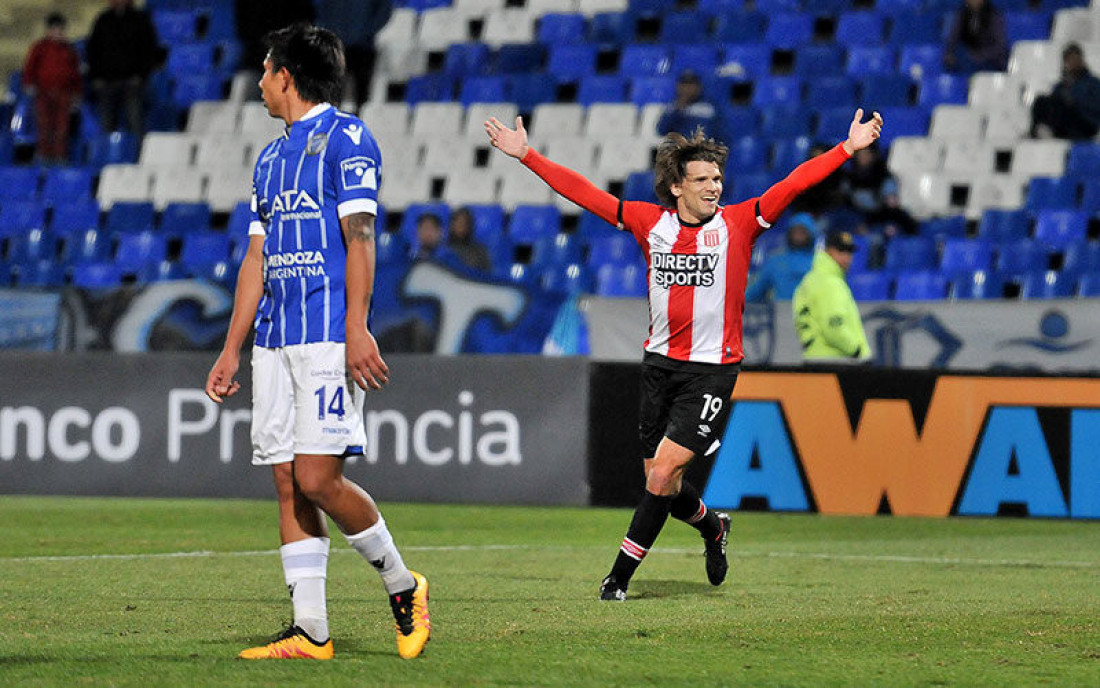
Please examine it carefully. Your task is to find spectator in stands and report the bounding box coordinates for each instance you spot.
[86,0,161,135]
[235,0,316,82]
[1030,43,1100,141]
[792,229,871,363]
[745,214,816,302]
[446,207,492,274]
[846,145,918,236]
[790,143,848,218]
[316,0,393,105]
[22,13,82,164]
[412,212,445,260]
[656,70,721,142]
[943,0,1008,75]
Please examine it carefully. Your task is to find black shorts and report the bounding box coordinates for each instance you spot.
[638,361,739,459]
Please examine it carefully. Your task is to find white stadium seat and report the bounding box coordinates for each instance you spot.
[195,133,253,169]
[481,10,536,46]
[379,167,432,210]
[139,132,196,167]
[530,103,584,139]
[596,139,654,179]
[968,72,1024,109]
[1011,139,1069,177]
[966,175,1026,218]
[585,103,640,138]
[452,0,505,15]
[417,9,474,51]
[463,102,517,140]
[205,165,254,213]
[187,101,241,134]
[498,170,555,209]
[240,102,286,142]
[942,140,996,175]
[150,167,206,209]
[1050,8,1098,44]
[97,165,152,207]
[375,8,417,51]
[422,138,479,172]
[637,103,664,145]
[887,137,945,176]
[443,170,499,205]
[542,137,600,172]
[983,106,1031,140]
[411,102,464,139]
[929,105,984,140]
[575,0,630,16]
[527,0,578,13]
[896,172,953,218]
[360,102,411,140]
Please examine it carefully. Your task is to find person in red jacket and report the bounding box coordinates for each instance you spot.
[23,13,82,163]
[486,108,882,601]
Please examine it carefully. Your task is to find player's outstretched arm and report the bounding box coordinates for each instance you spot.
[205,235,264,403]
[841,108,883,156]
[485,116,529,160]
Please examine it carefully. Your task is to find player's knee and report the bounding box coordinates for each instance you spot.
[645,462,680,495]
[293,470,339,506]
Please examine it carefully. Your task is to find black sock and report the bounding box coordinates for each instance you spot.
[669,481,720,540]
[608,491,673,585]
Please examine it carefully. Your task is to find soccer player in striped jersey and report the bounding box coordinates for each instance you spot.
[205,24,430,659]
[486,109,883,601]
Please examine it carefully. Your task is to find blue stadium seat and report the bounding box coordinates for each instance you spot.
[530,232,584,269]
[152,9,196,44]
[399,203,451,244]
[1021,269,1076,299]
[996,238,1049,275]
[623,171,659,203]
[659,12,706,45]
[6,229,58,265]
[578,75,628,104]
[720,107,759,139]
[697,0,747,15]
[508,74,557,111]
[115,231,168,273]
[15,259,66,287]
[84,131,139,169]
[51,199,100,236]
[940,238,993,277]
[889,15,944,47]
[61,229,111,264]
[713,12,767,44]
[492,44,546,75]
[846,46,897,76]
[630,76,675,105]
[836,12,886,46]
[443,43,491,77]
[848,271,892,300]
[460,77,507,106]
[620,45,670,77]
[898,43,943,79]
[1078,273,1100,297]
[179,231,231,272]
[72,261,122,288]
[885,236,937,272]
[404,74,456,105]
[41,167,93,205]
[167,43,214,76]
[463,204,506,241]
[807,77,856,109]
[484,234,515,269]
[578,211,618,243]
[859,75,913,108]
[1066,142,1100,178]
[588,12,635,44]
[754,0,801,12]
[918,74,969,108]
[105,202,156,234]
[203,4,237,42]
[795,45,845,78]
[919,215,967,240]
[541,262,594,295]
[172,73,223,107]
[1076,179,1100,215]
[0,200,47,233]
[1033,209,1088,248]
[596,262,648,297]
[977,208,1031,244]
[0,166,40,202]
[726,172,773,201]
[227,201,251,238]
[770,136,811,172]
[765,13,814,48]
[717,45,770,82]
[508,205,562,243]
[1005,11,1053,43]
[374,231,409,266]
[588,232,639,266]
[727,135,769,171]
[537,13,587,45]
[214,40,242,76]
[894,269,948,300]
[1062,240,1100,275]
[760,104,812,138]
[1025,176,1078,211]
[0,132,13,165]
[876,106,928,146]
[547,44,598,82]
[8,97,35,148]
[160,202,212,236]
[671,46,720,76]
[753,77,804,108]
[815,107,855,141]
[627,0,667,16]
[950,269,1005,299]
[873,0,923,15]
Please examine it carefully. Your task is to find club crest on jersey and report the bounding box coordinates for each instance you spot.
[270,189,320,213]
[702,229,720,247]
[306,132,328,155]
[341,156,378,191]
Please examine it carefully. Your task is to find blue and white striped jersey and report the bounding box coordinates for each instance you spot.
[248,103,381,348]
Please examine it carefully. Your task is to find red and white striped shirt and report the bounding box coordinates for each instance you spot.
[521,143,852,366]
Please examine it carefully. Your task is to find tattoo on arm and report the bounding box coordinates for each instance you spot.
[344,213,375,243]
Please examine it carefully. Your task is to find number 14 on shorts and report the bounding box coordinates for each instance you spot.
[314,385,346,420]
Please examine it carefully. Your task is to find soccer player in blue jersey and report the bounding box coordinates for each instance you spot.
[204,23,430,661]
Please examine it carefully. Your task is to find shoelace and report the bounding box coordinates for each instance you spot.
[390,594,415,635]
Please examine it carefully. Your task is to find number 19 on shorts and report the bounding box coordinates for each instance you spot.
[700,393,723,421]
[314,385,346,420]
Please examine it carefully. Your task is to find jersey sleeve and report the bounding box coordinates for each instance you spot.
[520,148,663,240]
[247,145,272,237]
[757,143,851,226]
[331,120,382,219]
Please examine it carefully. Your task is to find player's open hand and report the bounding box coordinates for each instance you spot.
[347,328,389,391]
[843,109,883,155]
[485,116,529,160]
[205,351,241,403]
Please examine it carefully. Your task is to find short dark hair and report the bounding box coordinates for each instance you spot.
[653,128,729,208]
[418,212,443,228]
[46,12,66,28]
[263,24,345,105]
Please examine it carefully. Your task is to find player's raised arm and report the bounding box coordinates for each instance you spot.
[758,109,882,225]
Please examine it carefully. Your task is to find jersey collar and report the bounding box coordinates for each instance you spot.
[285,103,333,138]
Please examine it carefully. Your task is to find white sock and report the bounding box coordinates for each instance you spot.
[345,517,416,595]
[280,537,330,642]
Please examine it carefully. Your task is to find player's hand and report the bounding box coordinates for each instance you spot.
[347,327,389,391]
[205,350,241,403]
[485,116,530,160]
[843,109,883,155]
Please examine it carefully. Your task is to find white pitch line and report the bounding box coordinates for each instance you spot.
[1,545,1096,569]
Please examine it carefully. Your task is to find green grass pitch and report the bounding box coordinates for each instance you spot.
[1,497,1097,687]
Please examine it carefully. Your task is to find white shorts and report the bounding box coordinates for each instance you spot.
[250,342,366,465]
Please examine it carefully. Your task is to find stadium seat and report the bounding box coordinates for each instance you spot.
[60,229,112,265]
[374,231,409,266]
[84,131,139,169]
[588,232,639,266]
[152,9,196,44]
[411,102,464,138]
[586,103,639,138]
[764,13,813,48]
[622,170,658,203]
[587,11,635,44]
[0,201,47,234]
[760,105,812,139]
[105,201,156,234]
[726,172,772,201]
[659,11,707,44]
[1005,11,1053,43]
[150,167,206,210]
[179,231,232,273]
[167,43,214,76]
[508,205,562,243]
[859,75,913,108]
[846,46,897,76]
[918,74,969,108]
[578,75,629,104]
[51,199,100,237]
[443,43,491,78]
[919,216,967,241]
[1066,142,1100,178]
[876,107,928,147]
[546,44,599,84]
[172,73,223,108]
[1024,177,1078,211]
[996,238,1049,275]
[71,261,122,289]
[1011,140,1070,178]
[890,15,944,48]
[806,77,856,110]
[205,166,252,214]
[530,232,585,269]
[885,236,937,272]
[459,77,507,106]
[977,209,1030,244]
[41,167,93,206]
[940,238,993,278]
[1078,273,1100,297]
[835,12,886,46]
[577,210,619,243]
[929,105,984,140]
[6,229,57,265]
[815,107,855,142]
[537,13,587,44]
[508,74,558,111]
[161,202,213,236]
[752,77,803,107]
[443,170,499,206]
[405,74,457,105]
[541,262,594,295]
[1062,240,1100,275]
[492,44,546,75]
[619,45,670,77]
[718,44,770,81]
[770,136,811,172]
[482,9,537,46]
[531,103,584,137]
[793,45,844,79]
[1021,269,1076,299]
[894,269,948,301]
[629,76,676,106]
[16,259,66,287]
[671,45,720,77]
[0,166,39,202]
[848,271,892,300]
[595,262,647,297]
[721,107,760,140]
[1033,209,1088,249]
[713,11,767,44]
[115,231,168,273]
[898,44,943,80]
[98,165,153,207]
[950,269,1005,299]
[464,204,507,241]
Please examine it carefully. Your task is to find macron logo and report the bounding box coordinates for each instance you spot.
[344,124,363,145]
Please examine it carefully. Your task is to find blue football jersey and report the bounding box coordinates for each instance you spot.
[248,104,381,348]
